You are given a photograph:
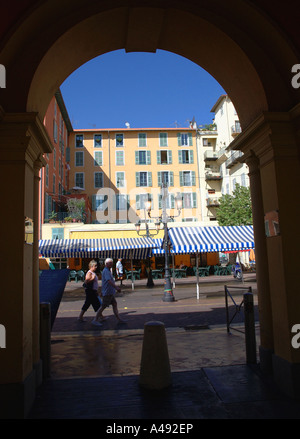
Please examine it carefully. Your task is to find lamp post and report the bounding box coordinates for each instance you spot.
[160,184,182,302]
[135,201,160,288]
[135,185,182,301]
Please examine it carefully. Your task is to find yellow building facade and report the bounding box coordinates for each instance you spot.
[68,127,200,225]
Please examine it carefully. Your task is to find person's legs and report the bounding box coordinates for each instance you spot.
[78,291,92,321]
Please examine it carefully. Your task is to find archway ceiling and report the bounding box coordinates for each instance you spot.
[0,0,300,129]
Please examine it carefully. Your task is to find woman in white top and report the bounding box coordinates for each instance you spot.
[78,260,102,322]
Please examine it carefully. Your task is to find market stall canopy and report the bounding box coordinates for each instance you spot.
[39,237,158,259]
[152,225,254,254]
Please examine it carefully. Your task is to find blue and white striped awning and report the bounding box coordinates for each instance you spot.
[39,237,158,259]
[152,226,254,254]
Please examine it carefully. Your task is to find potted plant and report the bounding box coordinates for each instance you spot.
[48,210,57,223]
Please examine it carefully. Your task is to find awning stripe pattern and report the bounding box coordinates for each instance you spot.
[152,226,254,254]
[39,237,158,259]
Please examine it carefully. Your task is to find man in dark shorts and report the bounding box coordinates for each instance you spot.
[92,258,125,326]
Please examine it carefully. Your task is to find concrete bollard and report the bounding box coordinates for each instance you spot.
[139,321,172,390]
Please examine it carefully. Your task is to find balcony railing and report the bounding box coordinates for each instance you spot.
[225,150,243,168]
[206,197,220,207]
[204,150,218,161]
[205,171,223,180]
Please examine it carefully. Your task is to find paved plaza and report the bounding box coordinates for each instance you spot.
[29,273,300,419]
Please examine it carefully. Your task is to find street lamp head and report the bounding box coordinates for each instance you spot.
[135,221,141,232]
[145,200,152,216]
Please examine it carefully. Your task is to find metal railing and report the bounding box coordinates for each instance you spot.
[224,285,257,364]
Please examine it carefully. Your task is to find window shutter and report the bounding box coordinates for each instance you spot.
[169,171,174,187]
[192,171,196,186]
[157,172,162,187]
[192,192,197,207]
[189,150,194,164]
[158,195,162,209]
[135,151,139,165]
[146,150,151,165]
[170,194,175,209]
[135,172,140,187]
[136,194,140,210]
[167,150,172,164]
[179,171,183,186]
[188,132,193,146]
[148,172,152,187]
[156,150,161,164]
[92,195,96,211]
[178,150,183,164]
[177,133,182,146]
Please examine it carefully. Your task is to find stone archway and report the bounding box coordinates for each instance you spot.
[1,0,300,417]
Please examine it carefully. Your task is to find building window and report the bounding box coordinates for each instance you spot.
[75,151,84,166]
[94,134,102,147]
[51,228,64,240]
[94,151,103,166]
[53,148,56,169]
[75,134,84,148]
[75,172,84,188]
[138,133,147,147]
[135,150,151,165]
[180,192,197,208]
[92,194,107,211]
[94,172,104,188]
[116,172,125,188]
[159,132,168,147]
[116,194,128,211]
[116,150,124,166]
[53,120,58,143]
[177,132,193,146]
[115,133,124,147]
[158,193,175,209]
[156,150,172,164]
[53,174,56,194]
[178,149,194,164]
[136,171,152,187]
[179,171,196,186]
[157,171,174,187]
[136,193,152,210]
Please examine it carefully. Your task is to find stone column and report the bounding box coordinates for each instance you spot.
[245,151,274,373]
[231,110,300,397]
[0,113,52,418]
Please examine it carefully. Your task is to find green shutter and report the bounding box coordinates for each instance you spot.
[170,194,175,209]
[189,150,194,163]
[179,171,183,186]
[157,172,162,187]
[135,151,139,165]
[167,150,172,164]
[156,151,161,164]
[192,192,197,207]
[188,132,193,146]
[135,172,140,187]
[178,150,183,164]
[146,150,151,165]
[148,172,152,187]
[192,171,196,186]
[136,194,140,210]
[177,133,182,146]
[92,195,96,210]
[169,171,174,187]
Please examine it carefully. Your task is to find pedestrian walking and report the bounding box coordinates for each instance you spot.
[116,257,124,285]
[92,258,125,326]
[78,260,102,322]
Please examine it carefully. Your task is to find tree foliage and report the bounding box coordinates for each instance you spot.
[216,184,253,226]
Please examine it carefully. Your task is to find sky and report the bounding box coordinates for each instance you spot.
[60,49,225,130]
